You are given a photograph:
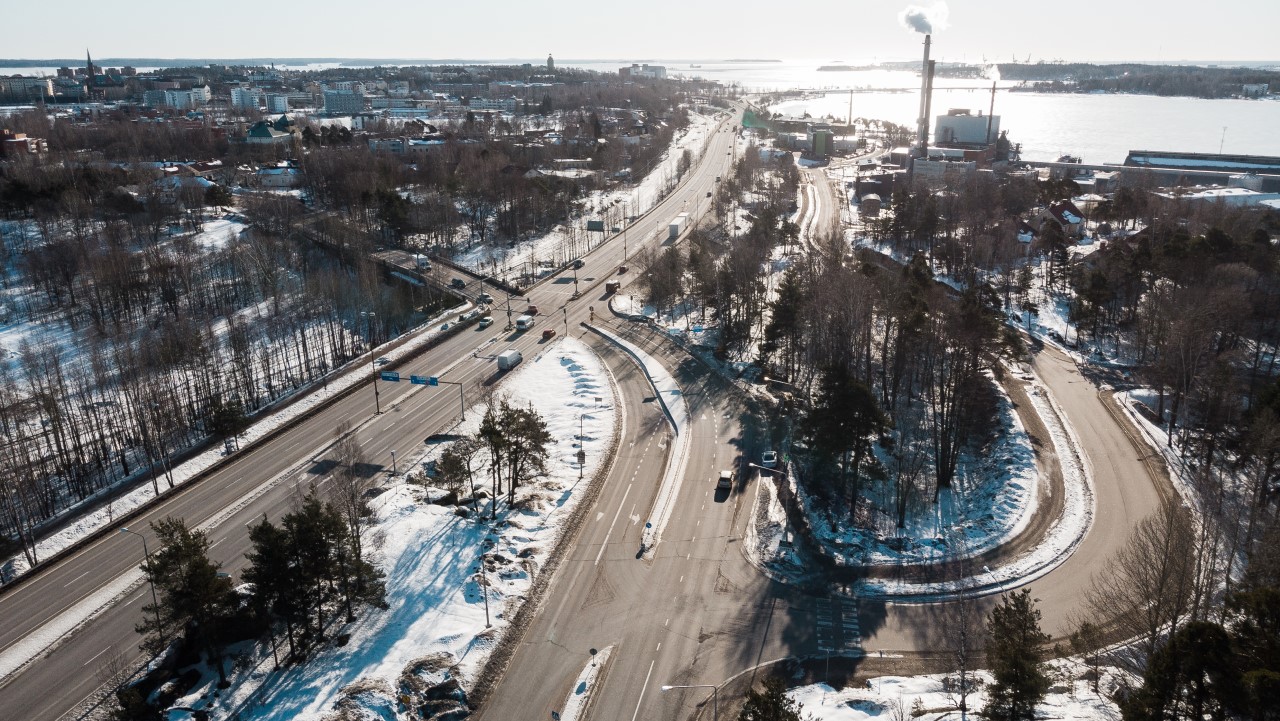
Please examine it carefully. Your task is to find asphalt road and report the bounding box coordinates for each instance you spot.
[0,106,742,721]
[1,103,1165,721]
[476,321,1166,721]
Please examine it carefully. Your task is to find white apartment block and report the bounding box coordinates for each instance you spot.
[230,87,264,110]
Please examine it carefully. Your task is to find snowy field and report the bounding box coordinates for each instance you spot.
[790,662,1125,721]
[198,336,617,720]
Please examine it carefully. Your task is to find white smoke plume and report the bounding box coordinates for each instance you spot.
[899,2,949,34]
[985,64,1002,82]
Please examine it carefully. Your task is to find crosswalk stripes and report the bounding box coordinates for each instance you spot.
[839,597,861,650]
[814,596,862,654]
[815,598,835,652]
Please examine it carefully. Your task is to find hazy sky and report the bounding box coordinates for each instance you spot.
[6,0,1279,63]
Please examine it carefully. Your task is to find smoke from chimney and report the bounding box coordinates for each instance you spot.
[899,3,949,35]
[984,64,1002,82]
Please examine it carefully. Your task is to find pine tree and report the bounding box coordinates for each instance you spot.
[984,589,1050,721]
[738,677,806,721]
[502,401,552,505]
[136,517,237,687]
[1121,621,1242,721]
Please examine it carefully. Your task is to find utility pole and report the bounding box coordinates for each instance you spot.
[361,311,381,414]
[120,527,162,643]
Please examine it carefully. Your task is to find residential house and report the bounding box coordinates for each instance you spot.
[244,120,293,145]
[1037,200,1086,238]
[257,166,301,188]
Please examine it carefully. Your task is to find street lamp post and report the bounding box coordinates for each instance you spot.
[476,555,491,628]
[361,311,381,414]
[390,449,397,475]
[120,527,162,640]
[660,684,718,721]
[621,199,629,261]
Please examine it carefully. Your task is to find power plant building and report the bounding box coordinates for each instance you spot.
[934,109,1000,146]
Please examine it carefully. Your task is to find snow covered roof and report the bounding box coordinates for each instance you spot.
[1048,200,1085,226]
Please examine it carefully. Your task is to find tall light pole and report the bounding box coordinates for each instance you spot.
[476,554,491,628]
[361,311,381,414]
[120,527,162,641]
[661,684,718,721]
[621,199,629,261]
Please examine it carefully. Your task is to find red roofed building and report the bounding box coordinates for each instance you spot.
[1037,199,1086,239]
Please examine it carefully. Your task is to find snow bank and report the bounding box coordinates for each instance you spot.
[214,336,617,720]
[789,661,1123,721]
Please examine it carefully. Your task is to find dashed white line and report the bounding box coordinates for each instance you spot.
[82,646,110,667]
[595,483,633,566]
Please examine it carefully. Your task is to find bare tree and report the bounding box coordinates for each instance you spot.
[330,422,374,559]
[1081,501,1201,673]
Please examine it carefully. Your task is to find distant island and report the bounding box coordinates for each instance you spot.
[937,61,1280,99]
[817,65,858,72]
[723,59,782,63]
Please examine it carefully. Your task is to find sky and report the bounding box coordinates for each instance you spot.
[4,0,1279,64]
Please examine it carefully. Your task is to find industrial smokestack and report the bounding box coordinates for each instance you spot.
[986,80,996,144]
[916,34,931,153]
[922,59,936,151]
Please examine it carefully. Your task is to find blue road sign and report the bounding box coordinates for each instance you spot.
[410,375,429,385]
[428,376,440,386]
[380,371,401,382]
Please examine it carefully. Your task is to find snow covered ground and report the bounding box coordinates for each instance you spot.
[801,373,1040,568]
[195,336,617,721]
[746,364,1095,598]
[790,661,1124,721]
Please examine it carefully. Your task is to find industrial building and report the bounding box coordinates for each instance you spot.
[934,108,1000,146]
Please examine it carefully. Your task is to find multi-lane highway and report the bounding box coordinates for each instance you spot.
[0,106,743,721]
[0,99,1167,721]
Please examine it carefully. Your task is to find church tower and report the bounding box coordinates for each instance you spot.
[547,53,554,72]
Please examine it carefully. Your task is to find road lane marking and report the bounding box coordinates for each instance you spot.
[656,643,661,651]
[82,646,110,667]
[63,569,93,588]
[630,659,656,721]
[595,483,633,566]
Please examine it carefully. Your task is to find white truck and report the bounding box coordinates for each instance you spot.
[668,213,689,240]
[515,314,535,331]
[414,254,432,271]
[496,349,523,371]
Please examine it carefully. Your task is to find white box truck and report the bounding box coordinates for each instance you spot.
[515,314,535,330]
[668,213,689,240]
[414,254,432,270]
[497,349,522,371]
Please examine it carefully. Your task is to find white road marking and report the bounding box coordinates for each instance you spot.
[595,483,633,566]
[82,646,110,667]
[656,643,661,651]
[630,659,656,721]
[679,575,684,583]
[63,569,93,588]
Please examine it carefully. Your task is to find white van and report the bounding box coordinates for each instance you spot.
[515,314,535,331]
